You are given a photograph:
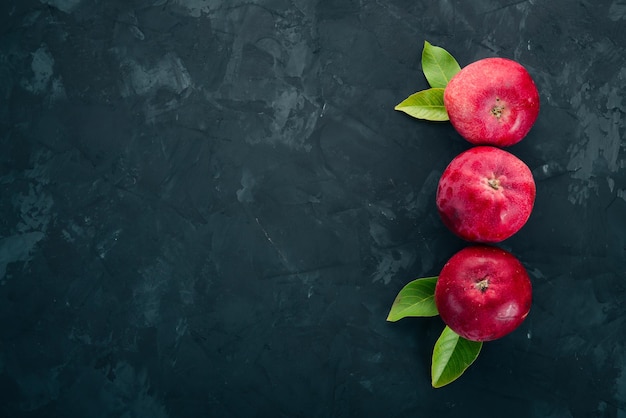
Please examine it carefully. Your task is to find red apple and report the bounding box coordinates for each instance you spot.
[444,57,540,147]
[436,146,535,243]
[434,245,532,342]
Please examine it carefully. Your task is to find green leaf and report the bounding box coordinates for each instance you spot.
[394,88,448,121]
[431,326,482,388]
[386,277,438,321]
[421,41,461,88]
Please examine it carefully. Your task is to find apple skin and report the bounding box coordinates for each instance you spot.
[434,245,532,342]
[444,57,540,147]
[436,146,536,243]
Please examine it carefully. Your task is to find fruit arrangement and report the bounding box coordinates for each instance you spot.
[387,41,539,387]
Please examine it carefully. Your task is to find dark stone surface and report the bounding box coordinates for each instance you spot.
[1,0,625,417]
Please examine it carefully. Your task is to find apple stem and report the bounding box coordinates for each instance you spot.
[491,98,504,119]
[475,277,489,293]
[488,178,500,190]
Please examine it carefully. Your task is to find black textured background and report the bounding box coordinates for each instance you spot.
[1,1,625,417]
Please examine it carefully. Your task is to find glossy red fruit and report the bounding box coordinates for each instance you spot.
[434,245,532,342]
[444,57,540,147]
[436,146,535,243]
